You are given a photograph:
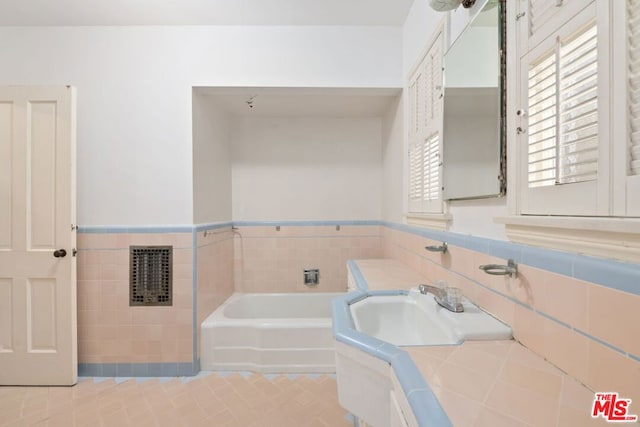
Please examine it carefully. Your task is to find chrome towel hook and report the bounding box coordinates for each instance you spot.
[479,259,518,278]
[425,242,448,253]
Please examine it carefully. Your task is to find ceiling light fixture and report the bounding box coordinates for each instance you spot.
[429,0,476,12]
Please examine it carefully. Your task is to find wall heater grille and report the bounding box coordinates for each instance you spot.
[129,246,172,306]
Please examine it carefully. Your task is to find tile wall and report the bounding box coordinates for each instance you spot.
[381,225,640,402]
[76,232,195,376]
[196,228,235,359]
[75,220,639,393]
[75,223,381,375]
[233,224,382,293]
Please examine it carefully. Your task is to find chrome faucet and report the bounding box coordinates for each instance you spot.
[418,284,464,313]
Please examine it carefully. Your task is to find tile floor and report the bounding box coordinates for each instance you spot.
[0,373,353,427]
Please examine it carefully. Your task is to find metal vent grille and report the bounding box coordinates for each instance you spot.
[130,246,172,306]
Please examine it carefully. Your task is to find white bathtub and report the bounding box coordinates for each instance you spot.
[200,292,344,373]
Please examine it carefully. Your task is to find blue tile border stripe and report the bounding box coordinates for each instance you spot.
[78,219,638,297]
[78,225,194,234]
[346,260,368,291]
[76,218,640,300]
[77,220,377,233]
[232,220,381,227]
[380,221,640,297]
[78,362,197,378]
[194,221,234,232]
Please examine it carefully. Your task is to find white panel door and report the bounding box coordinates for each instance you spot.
[0,86,77,385]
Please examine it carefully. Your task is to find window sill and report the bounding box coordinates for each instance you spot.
[405,213,452,231]
[495,216,640,263]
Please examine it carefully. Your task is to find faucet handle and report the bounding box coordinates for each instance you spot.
[434,280,447,288]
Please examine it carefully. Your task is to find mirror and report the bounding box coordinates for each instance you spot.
[442,0,505,200]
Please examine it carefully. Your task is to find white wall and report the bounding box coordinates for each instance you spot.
[192,93,232,224]
[0,25,402,226]
[381,96,405,223]
[401,0,508,240]
[402,0,444,77]
[447,0,490,46]
[231,117,383,221]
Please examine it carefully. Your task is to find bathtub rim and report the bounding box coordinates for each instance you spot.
[202,291,347,326]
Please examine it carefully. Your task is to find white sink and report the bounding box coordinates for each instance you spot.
[350,288,512,346]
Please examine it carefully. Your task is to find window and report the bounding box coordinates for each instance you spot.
[408,31,444,215]
[408,133,440,206]
[527,23,598,189]
[517,3,609,216]
[625,0,640,215]
[502,0,640,262]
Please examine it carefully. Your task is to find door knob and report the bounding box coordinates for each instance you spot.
[53,249,67,258]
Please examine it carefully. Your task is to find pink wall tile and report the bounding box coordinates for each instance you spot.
[77,232,194,364]
[509,265,546,308]
[196,234,234,358]
[541,272,588,332]
[474,286,515,327]
[381,227,640,400]
[514,305,545,352]
[587,285,640,358]
[543,318,590,384]
[233,226,382,294]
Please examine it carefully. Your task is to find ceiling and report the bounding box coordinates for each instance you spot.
[0,0,415,26]
[195,87,402,118]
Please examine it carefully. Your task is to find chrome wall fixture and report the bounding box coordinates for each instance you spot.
[479,259,518,278]
[303,269,320,286]
[425,242,448,253]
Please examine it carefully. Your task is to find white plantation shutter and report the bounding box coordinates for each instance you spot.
[426,35,443,132]
[423,60,433,132]
[629,0,640,176]
[527,23,598,188]
[524,0,589,53]
[409,72,424,139]
[529,0,565,37]
[558,24,599,183]
[408,134,441,210]
[424,134,441,201]
[527,52,557,187]
[408,139,423,205]
[519,2,608,216]
[409,78,418,137]
[408,30,443,214]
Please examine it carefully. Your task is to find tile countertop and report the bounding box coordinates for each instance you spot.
[352,259,610,427]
